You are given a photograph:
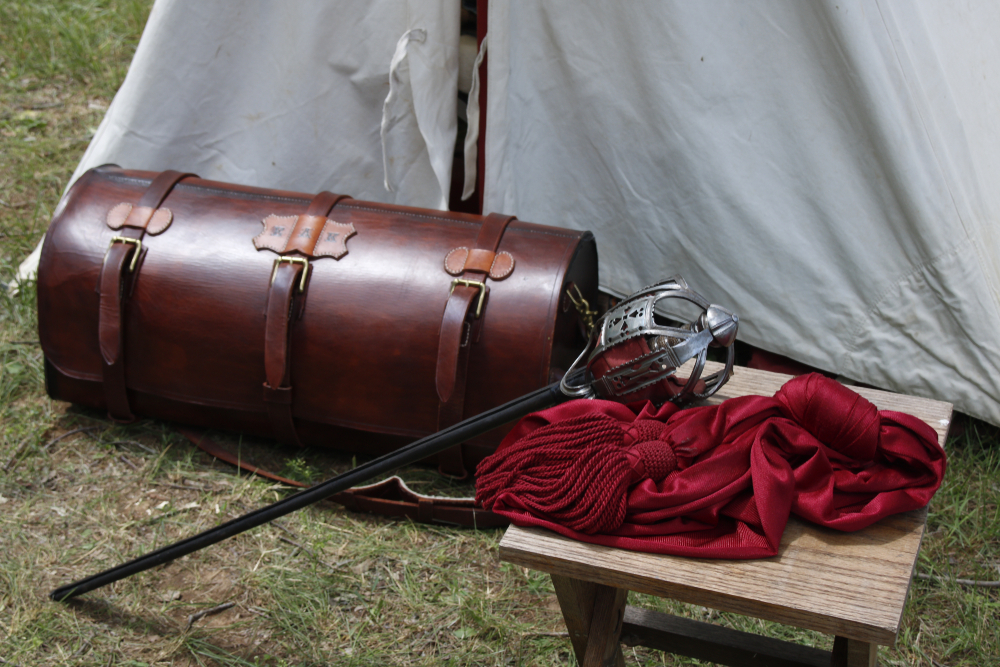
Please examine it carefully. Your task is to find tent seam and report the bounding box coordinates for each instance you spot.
[845,239,968,354]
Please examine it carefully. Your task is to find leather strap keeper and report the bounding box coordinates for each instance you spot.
[179,427,507,528]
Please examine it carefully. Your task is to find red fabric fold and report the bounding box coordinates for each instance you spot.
[476,373,946,559]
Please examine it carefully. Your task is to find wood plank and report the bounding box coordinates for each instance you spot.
[550,574,599,664]
[499,365,951,646]
[501,519,914,645]
[620,606,831,667]
[831,636,878,667]
[582,585,627,667]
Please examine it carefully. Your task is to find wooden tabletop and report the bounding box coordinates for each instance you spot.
[500,365,953,646]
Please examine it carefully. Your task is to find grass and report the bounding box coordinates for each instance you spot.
[1,2,998,665]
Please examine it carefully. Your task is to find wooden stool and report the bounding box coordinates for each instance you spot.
[499,367,952,667]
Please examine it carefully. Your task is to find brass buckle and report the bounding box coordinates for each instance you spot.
[107,236,142,272]
[450,278,487,318]
[270,256,310,293]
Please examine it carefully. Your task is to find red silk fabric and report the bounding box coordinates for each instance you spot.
[476,374,946,559]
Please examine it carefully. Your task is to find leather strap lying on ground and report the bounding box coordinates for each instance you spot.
[178,427,507,529]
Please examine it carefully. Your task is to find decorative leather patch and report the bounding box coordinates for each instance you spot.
[146,208,173,235]
[254,214,297,253]
[489,251,515,280]
[444,247,515,280]
[313,219,356,259]
[254,214,356,259]
[444,248,470,275]
[106,203,132,230]
[106,202,173,234]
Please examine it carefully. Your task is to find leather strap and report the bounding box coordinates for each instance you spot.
[178,427,507,528]
[434,213,516,476]
[99,170,195,422]
[262,191,350,445]
[263,261,305,445]
[284,190,345,255]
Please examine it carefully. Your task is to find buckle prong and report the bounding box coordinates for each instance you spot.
[270,256,310,292]
[450,278,487,318]
[108,236,142,272]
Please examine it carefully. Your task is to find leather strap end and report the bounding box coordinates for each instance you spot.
[263,262,301,387]
[106,400,136,424]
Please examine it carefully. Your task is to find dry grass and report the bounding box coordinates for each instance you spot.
[1,2,998,666]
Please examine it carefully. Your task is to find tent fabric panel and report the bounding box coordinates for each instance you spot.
[68,0,460,209]
[484,0,1000,423]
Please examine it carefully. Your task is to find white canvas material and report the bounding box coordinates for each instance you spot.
[69,0,460,206]
[483,1,1000,425]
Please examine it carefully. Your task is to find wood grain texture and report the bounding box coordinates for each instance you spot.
[550,574,599,663]
[832,636,878,667]
[582,585,627,667]
[500,365,952,646]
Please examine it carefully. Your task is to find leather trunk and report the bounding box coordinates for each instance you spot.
[36,166,598,475]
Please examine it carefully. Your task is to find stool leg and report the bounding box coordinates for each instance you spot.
[582,584,627,667]
[832,636,878,667]
[550,575,627,667]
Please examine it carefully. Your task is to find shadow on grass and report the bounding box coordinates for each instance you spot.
[68,595,177,637]
[66,596,267,666]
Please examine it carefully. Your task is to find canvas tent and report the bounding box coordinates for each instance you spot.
[20,0,1000,425]
[68,0,462,206]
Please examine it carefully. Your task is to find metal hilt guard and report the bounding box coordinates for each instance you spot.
[561,276,738,404]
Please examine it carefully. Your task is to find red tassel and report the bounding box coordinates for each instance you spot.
[475,413,677,534]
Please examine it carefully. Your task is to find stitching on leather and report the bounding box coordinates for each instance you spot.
[106,202,132,229]
[103,175,581,238]
[147,207,173,235]
[460,321,471,347]
[445,247,469,274]
[177,183,309,204]
[489,251,515,279]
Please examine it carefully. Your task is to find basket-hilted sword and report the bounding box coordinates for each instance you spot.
[50,276,737,602]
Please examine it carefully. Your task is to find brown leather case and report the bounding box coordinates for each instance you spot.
[37,166,598,475]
